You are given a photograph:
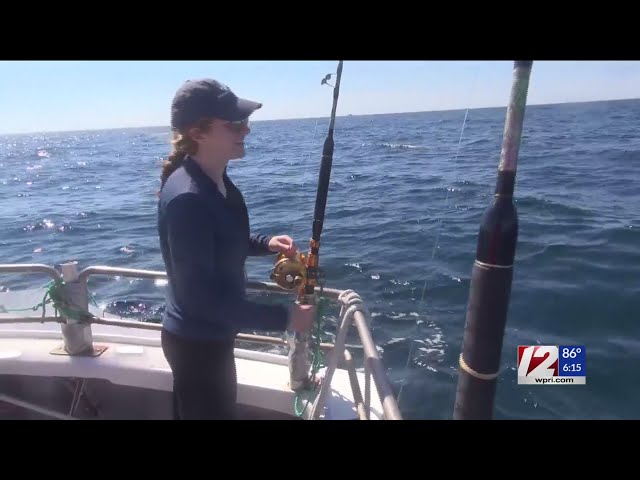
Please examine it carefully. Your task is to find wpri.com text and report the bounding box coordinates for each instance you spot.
[517,345,586,385]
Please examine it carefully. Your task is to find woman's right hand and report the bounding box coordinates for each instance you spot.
[287,302,316,333]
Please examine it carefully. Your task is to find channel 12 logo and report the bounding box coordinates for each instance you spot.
[517,345,586,385]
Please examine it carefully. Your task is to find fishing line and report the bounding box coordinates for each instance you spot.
[300,119,322,188]
[396,64,480,410]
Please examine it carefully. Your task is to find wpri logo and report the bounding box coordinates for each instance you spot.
[517,345,560,385]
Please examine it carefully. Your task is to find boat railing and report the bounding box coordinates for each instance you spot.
[0,262,402,420]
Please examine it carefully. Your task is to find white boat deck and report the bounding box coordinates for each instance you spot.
[0,301,383,420]
[0,282,383,419]
[0,269,396,420]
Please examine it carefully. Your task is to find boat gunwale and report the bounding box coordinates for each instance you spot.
[0,262,402,420]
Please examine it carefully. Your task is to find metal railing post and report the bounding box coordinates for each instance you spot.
[54,262,104,356]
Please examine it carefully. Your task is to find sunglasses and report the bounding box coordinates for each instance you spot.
[224,119,250,133]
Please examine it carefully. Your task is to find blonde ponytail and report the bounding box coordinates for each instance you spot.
[159,118,214,191]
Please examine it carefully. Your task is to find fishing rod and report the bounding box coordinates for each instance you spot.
[271,60,344,301]
[270,60,344,393]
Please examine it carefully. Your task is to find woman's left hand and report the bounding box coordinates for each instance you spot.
[268,235,298,258]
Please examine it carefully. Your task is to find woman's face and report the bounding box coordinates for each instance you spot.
[191,118,251,161]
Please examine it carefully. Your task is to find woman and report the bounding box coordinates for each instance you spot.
[157,78,316,420]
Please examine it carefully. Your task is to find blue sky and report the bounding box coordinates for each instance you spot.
[0,60,638,135]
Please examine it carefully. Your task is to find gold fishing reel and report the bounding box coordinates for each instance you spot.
[270,252,307,290]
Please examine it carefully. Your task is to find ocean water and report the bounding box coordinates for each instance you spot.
[1,98,638,420]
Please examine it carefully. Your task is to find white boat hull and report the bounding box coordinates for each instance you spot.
[0,267,400,420]
[0,321,383,420]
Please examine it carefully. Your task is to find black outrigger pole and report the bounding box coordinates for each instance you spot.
[270,60,344,392]
[453,61,534,419]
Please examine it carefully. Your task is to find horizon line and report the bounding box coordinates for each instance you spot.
[1,96,638,137]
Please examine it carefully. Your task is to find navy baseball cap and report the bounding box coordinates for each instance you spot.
[170,78,262,130]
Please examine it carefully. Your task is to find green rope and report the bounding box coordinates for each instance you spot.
[1,280,54,315]
[2,278,98,323]
[293,287,329,418]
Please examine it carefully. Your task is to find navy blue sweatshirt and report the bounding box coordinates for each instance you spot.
[157,155,290,341]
